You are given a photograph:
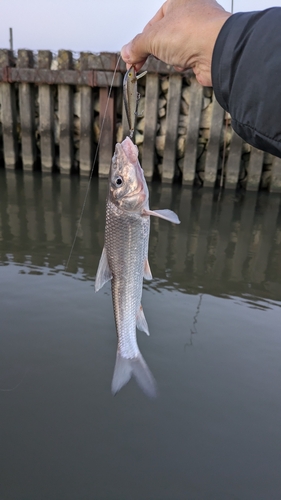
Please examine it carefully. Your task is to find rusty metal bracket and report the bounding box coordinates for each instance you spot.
[2,66,12,83]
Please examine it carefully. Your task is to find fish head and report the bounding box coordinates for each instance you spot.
[109,137,149,212]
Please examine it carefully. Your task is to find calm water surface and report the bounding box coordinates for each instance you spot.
[0,170,281,500]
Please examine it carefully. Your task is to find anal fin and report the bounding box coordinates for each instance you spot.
[136,305,150,336]
[95,247,112,292]
[144,258,153,280]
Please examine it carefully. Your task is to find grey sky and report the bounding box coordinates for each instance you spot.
[1,0,281,53]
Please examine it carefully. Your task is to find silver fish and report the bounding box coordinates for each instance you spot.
[95,137,180,397]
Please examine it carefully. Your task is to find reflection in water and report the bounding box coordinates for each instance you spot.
[0,170,281,302]
[1,171,281,500]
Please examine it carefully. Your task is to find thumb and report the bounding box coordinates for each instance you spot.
[121,3,166,69]
[121,32,153,71]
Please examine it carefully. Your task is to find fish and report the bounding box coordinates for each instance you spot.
[95,136,180,397]
[123,66,147,139]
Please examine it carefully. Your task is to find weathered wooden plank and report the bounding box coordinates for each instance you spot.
[17,49,37,170]
[0,63,186,84]
[225,130,243,189]
[270,156,281,192]
[204,96,225,187]
[142,73,159,180]
[182,77,203,185]
[246,147,264,191]
[140,56,194,77]
[0,52,191,76]
[86,52,121,71]
[38,50,55,171]
[98,87,115,177]
[79,53,93,175]
[0,67,122,87]
[162,74,182,183]
[0,49,19,168]
[58,50,74,173]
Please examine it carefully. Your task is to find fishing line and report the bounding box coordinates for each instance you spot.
[65,54,121,270]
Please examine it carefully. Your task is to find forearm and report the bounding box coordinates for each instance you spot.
[212,8,281,158]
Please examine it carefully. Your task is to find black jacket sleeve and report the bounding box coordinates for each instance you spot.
[212,8,281,158]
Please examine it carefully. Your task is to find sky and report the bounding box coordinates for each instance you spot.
[1,0,281,53]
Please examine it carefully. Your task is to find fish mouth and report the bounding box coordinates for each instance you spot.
[120,136,139,164]
[115,138,146,196]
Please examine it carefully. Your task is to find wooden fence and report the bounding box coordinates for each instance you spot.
[0,49,281,192]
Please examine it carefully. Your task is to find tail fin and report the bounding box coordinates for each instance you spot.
[111,352,157,398]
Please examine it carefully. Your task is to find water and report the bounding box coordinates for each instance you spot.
[0,170,281,500]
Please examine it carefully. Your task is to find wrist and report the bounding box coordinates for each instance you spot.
[194,11,232,86]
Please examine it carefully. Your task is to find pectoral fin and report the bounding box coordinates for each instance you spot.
[143,209,180,224]
[95,247,112,292]
[136,305,150,336]
[143,258,153,280]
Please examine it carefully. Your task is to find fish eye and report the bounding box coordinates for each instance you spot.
[115,176,123,187]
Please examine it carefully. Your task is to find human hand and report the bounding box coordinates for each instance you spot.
[121,0,231,86]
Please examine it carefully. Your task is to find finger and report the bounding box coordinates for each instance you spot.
[173,65,187,72]
[121,1,168,67]
[121,32,152,66]
[121,3,166,64]
[125,61,147,72]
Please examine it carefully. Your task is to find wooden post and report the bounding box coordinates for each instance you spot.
[79,52,93,175]
[162,74,182,183]
[58,50,74,173]
[0,49,19,168]
[182,77,203,185]
[9,28,13,51]
[17,49,37,170]
[270,156,281,192]
[247,147,264,191]
[98,87,115,177]
[142,73,159,180]
[38,50,55,172]
[225,130,243,189]
[204,97,225,187]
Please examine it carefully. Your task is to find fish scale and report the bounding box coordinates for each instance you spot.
[105,200,149,359]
